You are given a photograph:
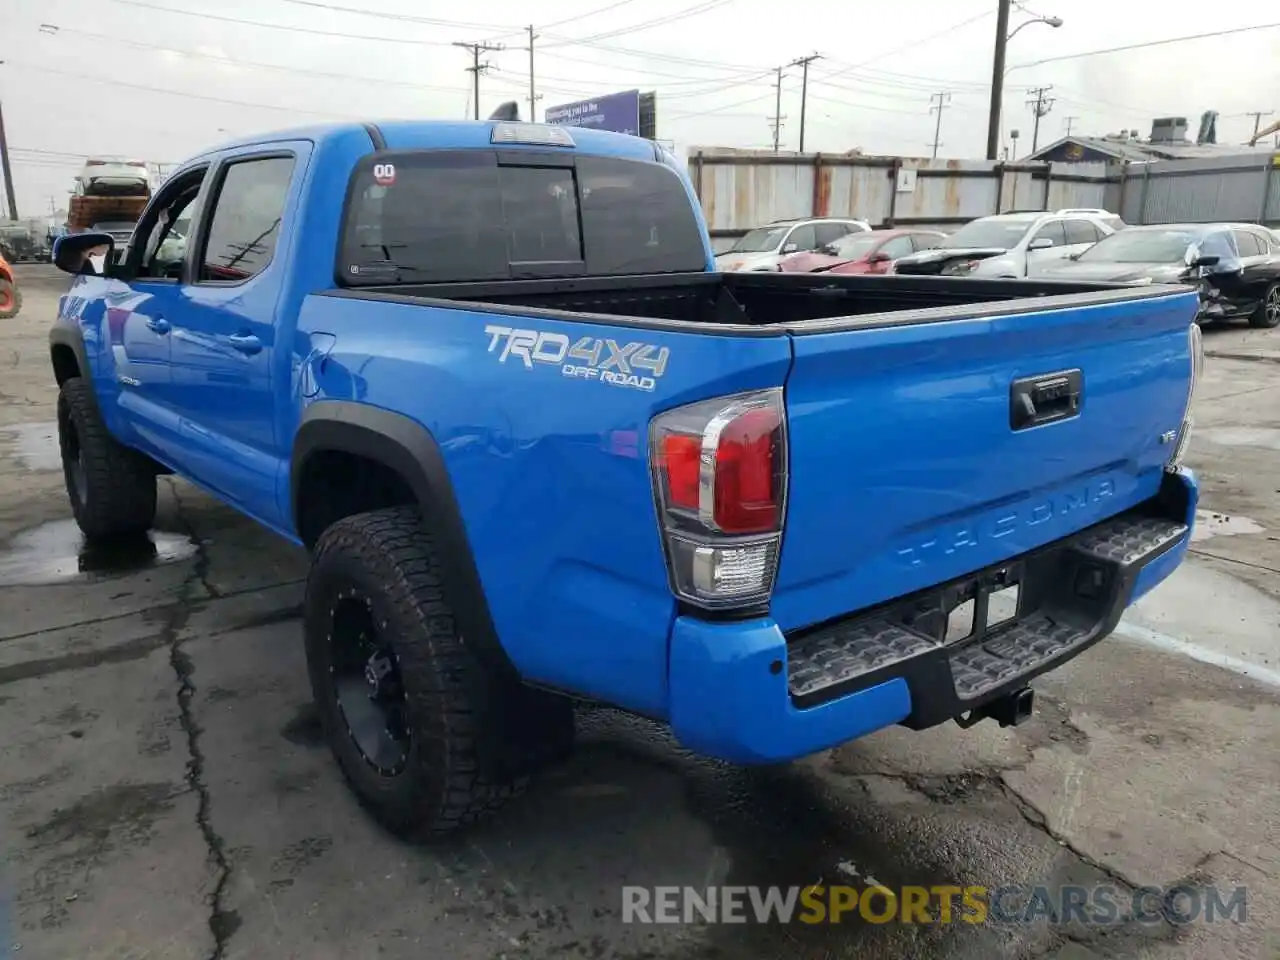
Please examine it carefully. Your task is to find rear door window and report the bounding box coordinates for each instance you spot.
[786,224,817,252]
[199,155,295,283]
[1063,220,1099,245]
[1231,229,1262,257]
[1031,221,1067,247]
[813,223,850,248]
[340,151,706,284]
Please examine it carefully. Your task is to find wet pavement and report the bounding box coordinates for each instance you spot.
[1,264,1278,959]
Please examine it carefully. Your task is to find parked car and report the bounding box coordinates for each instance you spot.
[1054,208,1127,232]
[1041,222,1280,328]
[76,158,151,197]
[892,210,1118,278]
[778,228,946,274]
[50,115,1201,837]
[715,217,871,272]
[0,250,20,318]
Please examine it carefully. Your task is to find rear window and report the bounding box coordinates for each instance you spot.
[339,151,706,284]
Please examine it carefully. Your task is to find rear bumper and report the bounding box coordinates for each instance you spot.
[668,469,1198,764]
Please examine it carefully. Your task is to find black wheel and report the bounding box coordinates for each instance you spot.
[0,279,20,319]
[1249,282,1280,329]
[57,377,157,539]
[305,506,549,837]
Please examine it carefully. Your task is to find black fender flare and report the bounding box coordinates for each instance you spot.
[49,324,91,385]
[291,401,518,681]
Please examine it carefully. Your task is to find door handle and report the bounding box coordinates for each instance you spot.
[227,332,262,355]
[145,316,171,334]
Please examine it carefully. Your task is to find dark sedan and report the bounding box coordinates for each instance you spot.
[1040,222,1280,328]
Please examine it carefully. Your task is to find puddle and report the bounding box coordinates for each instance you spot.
[1198,426,1280,452]
[1191,509,1265,542]
[1,420,61,472]
[0,519,199,586]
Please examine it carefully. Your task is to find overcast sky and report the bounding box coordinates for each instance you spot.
[3,0,1278,218]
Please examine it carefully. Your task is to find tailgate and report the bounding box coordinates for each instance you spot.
[771,289,1197,632]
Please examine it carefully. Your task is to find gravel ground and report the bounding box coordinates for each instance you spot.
[1,264,1278,960]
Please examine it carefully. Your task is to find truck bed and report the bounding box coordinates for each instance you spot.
[326,271,1160,331]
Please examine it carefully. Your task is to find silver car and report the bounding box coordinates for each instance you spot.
[892,210,1120,279]
[715,217,872,272]
[76,158,151,197]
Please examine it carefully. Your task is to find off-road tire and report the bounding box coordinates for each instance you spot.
[1249,282,1280,329]
[305,506,545,837]
[0,280,20,319]
[57,377,157,539]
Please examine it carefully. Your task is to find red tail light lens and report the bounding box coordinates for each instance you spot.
[660,433,702,511]
[712,407,781,533]
[650,389,787,609]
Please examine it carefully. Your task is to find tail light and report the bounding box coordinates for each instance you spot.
[86,160,106,166]
[650,389,787,610]
[1167,321,1202,472]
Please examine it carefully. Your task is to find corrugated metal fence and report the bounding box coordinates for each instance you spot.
[690,147,1280,250]
[688,149,1117,246]
[1118,153,1280,227]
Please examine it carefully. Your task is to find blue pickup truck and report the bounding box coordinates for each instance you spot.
[49,113,1202,836]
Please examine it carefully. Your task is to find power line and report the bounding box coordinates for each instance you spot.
[3,60,357,119]
[454,41,504,121]
[36,24,468,93]
[539,0,643,31]
[929,92,951,158]
[1009,21,1280,70]
[814,8,994,85]
[105,0,458,47]
[1025,84,1055,154]
[540,0,733,48]
[253,0,513,32]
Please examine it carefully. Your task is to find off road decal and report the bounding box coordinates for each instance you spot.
[483,324,669,392]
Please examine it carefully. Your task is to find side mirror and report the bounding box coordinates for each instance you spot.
[1190,254,1220,269]
[781,242,798,254]
[53,232,115,277]
[1028,237,1054,251]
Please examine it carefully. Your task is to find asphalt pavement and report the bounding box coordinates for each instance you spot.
[1,263,1277,960]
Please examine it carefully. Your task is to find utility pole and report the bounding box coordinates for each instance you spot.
[929,92,951,158]
[769,66,787,152]
[0,99,17,220]
[1025,84,1055,154]
[789,53,822,153]
[525,26,542,122]
[1246,110,1274,141]
[1064,115,1079,136]
[453,41,503,121]
[985,0,1012,160]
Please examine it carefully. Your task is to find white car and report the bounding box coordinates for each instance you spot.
[715,217,872,272]
[75,158,151,197]
[891,210,1120,279]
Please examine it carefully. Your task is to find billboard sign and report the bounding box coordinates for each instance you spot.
[544,89,641,136]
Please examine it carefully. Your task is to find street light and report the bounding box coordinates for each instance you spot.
[984,3,1063,160]
[1006,15,1062,42]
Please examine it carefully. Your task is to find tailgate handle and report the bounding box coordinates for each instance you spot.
[1010,369,1082,430]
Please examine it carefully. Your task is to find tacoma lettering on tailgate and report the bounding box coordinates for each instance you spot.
[484,324,669,392]
[896,478,1117,568]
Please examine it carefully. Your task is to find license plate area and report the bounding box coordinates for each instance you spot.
[901,563,1025,647]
